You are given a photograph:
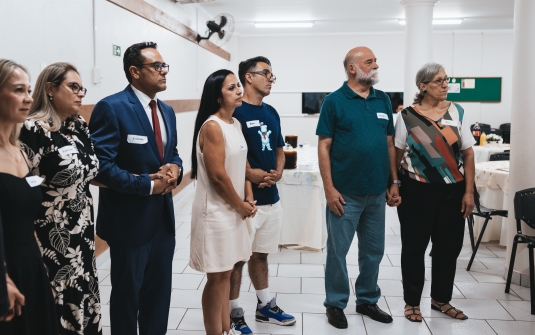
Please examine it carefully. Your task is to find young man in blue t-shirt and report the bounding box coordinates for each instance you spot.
[230,56,296,334]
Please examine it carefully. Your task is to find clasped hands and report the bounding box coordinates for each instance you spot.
[238,197,258,221]
[149,163,181,195]
[248,168,281,188]
[386,184,401,207]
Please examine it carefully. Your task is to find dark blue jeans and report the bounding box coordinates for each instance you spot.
[324,193,385,309]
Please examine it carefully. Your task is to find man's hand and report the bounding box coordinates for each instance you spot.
[265,169,282,183]
[0,275,25,322]
[160,164,180,194]
[247,168,275,188]
[325,186,346,216]
[386,184,402,207]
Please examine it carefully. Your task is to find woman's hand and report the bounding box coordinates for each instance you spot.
[1,275,25,322]
[461,192,475,219]
[245,197,257,219]
[237,201,255,220]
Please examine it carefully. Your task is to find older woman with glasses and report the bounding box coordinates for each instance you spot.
[393,63,475,322]
[19,63,101,334]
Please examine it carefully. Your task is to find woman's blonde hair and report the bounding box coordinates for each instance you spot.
[0,59,30,146]
[29,62,80,132]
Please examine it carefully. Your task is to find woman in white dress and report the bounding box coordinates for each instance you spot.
[190,69,256,335]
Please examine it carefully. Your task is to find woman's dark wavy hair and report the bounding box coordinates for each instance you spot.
[191,69,234,179]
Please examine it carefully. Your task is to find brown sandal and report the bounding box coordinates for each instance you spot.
[431,301,468,320]
[404,305,423,322]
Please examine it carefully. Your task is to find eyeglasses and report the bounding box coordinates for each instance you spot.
[139,62,170,73]
[426,76,449,86]
[67,83,87,95]
[248,69,276,83]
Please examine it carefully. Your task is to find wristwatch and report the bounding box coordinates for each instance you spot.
[391,180,401,185]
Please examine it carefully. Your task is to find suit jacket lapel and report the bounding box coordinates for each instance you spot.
[125,86,161,162]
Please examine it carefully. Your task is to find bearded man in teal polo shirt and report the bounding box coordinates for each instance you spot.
[316,46,401,329]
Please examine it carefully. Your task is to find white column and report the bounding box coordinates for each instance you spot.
[505,0,535,286]
[399,0,438,107]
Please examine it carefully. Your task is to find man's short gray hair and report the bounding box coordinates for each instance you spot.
[413,62,445,104]
[343,51,363,77]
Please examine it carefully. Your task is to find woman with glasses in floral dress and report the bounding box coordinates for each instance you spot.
[19,63,101,334]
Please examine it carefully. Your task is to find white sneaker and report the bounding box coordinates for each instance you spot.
[223,329,242,335]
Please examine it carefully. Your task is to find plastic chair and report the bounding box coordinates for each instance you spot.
[504,188,535,315]
[500,123,511,144]
[466,187,508,271]
[489,152,510,161]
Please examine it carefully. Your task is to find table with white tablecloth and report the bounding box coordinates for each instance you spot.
[474,160,510,245]
[472,143,510,163]
[277,146,327,250]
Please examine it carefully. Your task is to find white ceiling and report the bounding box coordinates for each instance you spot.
[196,0,514,36]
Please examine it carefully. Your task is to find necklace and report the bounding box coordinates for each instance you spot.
[0,145,21,164]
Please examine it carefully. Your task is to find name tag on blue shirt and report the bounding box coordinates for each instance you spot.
[246,120,260,128]
[377,113,389,120]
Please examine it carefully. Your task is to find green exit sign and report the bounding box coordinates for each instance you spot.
[112,45,121,57]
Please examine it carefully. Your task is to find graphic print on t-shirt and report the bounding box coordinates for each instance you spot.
[258,123,272,151]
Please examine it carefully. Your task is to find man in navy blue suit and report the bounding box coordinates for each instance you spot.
[89,42,183,335]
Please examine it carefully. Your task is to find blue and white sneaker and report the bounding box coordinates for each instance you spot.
[230,307,252,334]
[255,297,296,326]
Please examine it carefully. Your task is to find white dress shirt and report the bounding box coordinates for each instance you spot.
[131,85,168,194]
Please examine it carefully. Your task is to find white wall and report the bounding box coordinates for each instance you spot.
[0,0,239,171]
[237,32,513,142]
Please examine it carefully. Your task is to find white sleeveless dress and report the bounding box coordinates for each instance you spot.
[190,115,252,273]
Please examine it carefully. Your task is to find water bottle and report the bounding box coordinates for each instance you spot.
[472,122,481,146]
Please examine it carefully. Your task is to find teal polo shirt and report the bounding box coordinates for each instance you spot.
[316,82,394,195]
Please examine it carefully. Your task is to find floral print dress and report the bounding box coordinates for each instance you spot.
[20,116,102,335]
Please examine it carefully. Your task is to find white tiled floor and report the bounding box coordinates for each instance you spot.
[97,188,534,334]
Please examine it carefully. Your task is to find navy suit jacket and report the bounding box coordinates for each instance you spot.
[89,85,183,247]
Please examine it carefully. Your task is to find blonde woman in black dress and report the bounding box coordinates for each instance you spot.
[0,59,58,334]
[19,62,101,334]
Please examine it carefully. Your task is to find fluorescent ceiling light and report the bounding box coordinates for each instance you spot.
[398,19,463,25]
[255,21,315,28]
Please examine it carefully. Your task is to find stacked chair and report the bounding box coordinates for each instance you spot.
[500,123,511,144]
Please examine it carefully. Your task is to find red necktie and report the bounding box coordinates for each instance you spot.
[149,100,164,161]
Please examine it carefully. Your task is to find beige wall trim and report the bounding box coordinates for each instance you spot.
[80,99,199,124]
[106,0,230,61]
[95,170,194,257]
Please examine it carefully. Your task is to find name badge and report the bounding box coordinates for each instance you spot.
[441,119,458,127]
[26,175,44,187]
[58,145,78,156]
[239,144,247,151]
[377,113,389,120]
[127,135,148,144]
[246,120,260,128]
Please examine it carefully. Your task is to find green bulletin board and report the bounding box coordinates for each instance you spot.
[446,77,502,102]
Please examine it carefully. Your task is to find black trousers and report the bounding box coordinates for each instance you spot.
[397,173,466,306]
[109,222,175,335]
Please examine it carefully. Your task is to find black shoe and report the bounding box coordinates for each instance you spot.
[326,307,348,329]
[356,304,393,323]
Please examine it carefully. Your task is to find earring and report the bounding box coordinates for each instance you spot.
[217,99,221,105]
[48,94,53,101]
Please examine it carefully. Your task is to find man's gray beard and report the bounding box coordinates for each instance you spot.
[356,69,379,86]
